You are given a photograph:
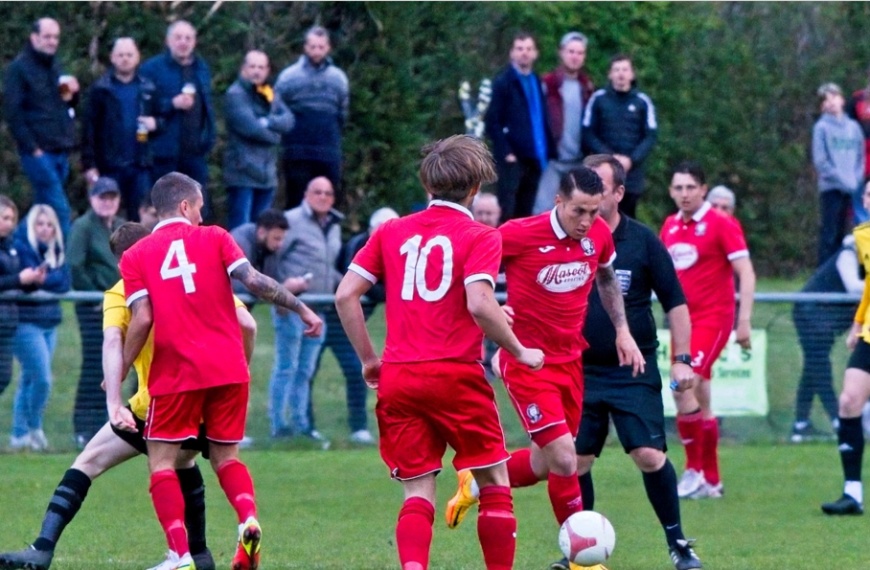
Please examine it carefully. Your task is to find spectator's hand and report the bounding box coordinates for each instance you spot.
[735,319,752,350]
[361,357,382,389]
[614,154,633,172]
[669,362,696,392]
[138,116,157,132]
[299,305,323,337]
[32,148,43,158]
[108,403,137,433]
[18,267,43,285]
[283,276,308,294]
[85,168,100,188]
[505,153,517,163]
[847,323,862,351]
[516,347,544,371]
[172,93,195,111]
[65,76,80,95]
[616,327,645,376]
[501,304,515,327]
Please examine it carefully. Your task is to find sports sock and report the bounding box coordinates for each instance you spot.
[396,497,434,570]
[32,468,92,551]
[216,459,257,523]
[506,448,539,488]
[150,470,189,556]
[700,418,720,485]
[578,471,595,511]
[676,410,703,472]
[838,416,865,493]
[641,459,685,546]
[177,464,207,555]
[477,486,516,570]
[547,471,583,525]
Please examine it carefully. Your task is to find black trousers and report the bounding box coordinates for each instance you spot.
[496,157,542,223]
[73,303,106,439]
[282,157,342,210]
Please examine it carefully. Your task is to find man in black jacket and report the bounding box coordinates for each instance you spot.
[4,17,79,237]
[82,38,157,223]
[485,32,556,222]
[582,54,658,218]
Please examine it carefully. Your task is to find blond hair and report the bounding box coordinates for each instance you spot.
[25,204,64,268]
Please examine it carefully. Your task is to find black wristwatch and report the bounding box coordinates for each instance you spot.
[672,354,693,367]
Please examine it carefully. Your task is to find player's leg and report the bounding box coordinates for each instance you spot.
[573,367,616,513]
[397,475,437,570]
[147,440,190,563]
[175,442,213,570]
[472,464,516,570]
[672,379,704,495]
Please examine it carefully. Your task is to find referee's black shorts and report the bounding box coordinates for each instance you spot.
[111,406,210,459]
[847,339,870,374]
[575,354,666,457]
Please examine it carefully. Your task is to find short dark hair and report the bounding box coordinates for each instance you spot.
[419,135,497,203]
[512,31,536,47]
[150,172,201,216]
[670,160,706,186]
[0,195,18,218]
[110,222,150,258]
[582,154,626,190]
[306,26,330,43]
[558,167,603,198]
[609,53,633,68]
[255,208,289,231]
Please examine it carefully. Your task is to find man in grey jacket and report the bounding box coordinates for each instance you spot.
[813,82,866,266]
[270,177,343,446]
[224,50,295,230]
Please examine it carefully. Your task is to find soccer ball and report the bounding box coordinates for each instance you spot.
[558,511,616,566]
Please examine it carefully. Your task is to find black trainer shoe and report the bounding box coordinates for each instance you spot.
[548,558,570,570]
[0,546,53,570]
[821,494,864,515]
[193,548,216,570]
[669,539,703,570]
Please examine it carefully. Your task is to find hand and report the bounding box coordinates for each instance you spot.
[299,306,323,337]
[615,328,645,376]
[501,304,515,327]
[516,347,544,371]
[490,349,502,379]
[283,276,308,294]
[137,116,157,132]
[361,357,382,389]
[505,153,517,163]
[18,267,43,285]
[735,319,752,350]
[847,323,862,351]
[669,363,696,392]
[108,404,138,433]
[32,148,44,158]
[172,93,195,111]
[65,76,80,95]
[614,154,633,172]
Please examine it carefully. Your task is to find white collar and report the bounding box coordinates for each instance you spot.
[428,199,474,220]
[550,207,568,240]
[153,217,192,232]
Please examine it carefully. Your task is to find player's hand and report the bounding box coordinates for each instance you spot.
[490,349,502,379]
[735,319,752,350]
[516,347,544,371]
[615,328,645,377]
[299,306,323,337]
[669,363,696,392]
[362,357,382,389]
[847,323,861,351]
[501,304,515,327]
[109,404,137,433]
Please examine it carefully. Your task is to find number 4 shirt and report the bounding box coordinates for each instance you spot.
[349,200,501,364]
[119,217,250,395]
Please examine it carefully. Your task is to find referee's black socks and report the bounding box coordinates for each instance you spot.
[642,460,685,546]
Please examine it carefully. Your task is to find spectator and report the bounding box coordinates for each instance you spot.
[276,26,349,210]
[485,32,555,223]
[791,234,862,443]
[4,18,79,237]
[471,192,502,228]
[312,206,399,445]
[224,50,295,230]
[813,82,865,267]
[230,208,293,298]
[707,185,736,217]
[533,31,595,214]
[847,68,870,215]
[0,197,44,408]
[10,204,70,451]
[583,54,657,218]
[68,177,123,448]
[81,37,157,223]
[270,176,342,446]
[139,20,216,220]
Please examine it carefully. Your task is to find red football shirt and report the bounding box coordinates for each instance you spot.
[349,200,501,364]
[660,201,749,324]
[119,218,250,396]
[500,210,616,363]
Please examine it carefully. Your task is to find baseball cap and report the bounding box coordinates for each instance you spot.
[90,176,120,197]
[817,82,843,98]
[560,31,588,48]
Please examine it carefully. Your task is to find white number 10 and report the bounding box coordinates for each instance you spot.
[399,235,453,302]
[160,239,197,293]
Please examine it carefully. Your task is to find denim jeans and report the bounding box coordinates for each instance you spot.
[226,186,276,230]
[269,307,326,435]
[19,152,71,237]
[11,323,57,437]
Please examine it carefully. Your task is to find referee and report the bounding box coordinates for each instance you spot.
[551,154,703,570]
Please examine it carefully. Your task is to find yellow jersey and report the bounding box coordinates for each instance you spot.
[853,222,870,342]
[102,280,246,420]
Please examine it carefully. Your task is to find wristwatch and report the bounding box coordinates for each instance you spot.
[672,353,693,367]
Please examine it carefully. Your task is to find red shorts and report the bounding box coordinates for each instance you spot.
[376,361,509,481]
[500,356,583,447]
[688,320,732,380]
[145,383,249,444]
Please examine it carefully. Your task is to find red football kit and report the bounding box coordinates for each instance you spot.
[660,201,750,379]
[349,200,509,479]
[120,217,251,441]
[499,210,615,444]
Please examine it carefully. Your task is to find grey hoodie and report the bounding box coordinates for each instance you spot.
[812,112,865,193]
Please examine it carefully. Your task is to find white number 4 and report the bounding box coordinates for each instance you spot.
[160,239,197,293]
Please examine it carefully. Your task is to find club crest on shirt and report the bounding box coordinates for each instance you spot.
[667,243,699,270]
[526,403,543,424]
[536,262,591,292]
[615,269,632,294]
[580,237,595,256]
[695,222,707,236]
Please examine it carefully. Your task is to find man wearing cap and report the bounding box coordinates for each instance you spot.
[68,177,124,448]
[813,82,866,266]
[533,31,595,215]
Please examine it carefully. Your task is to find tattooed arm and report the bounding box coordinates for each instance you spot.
[596,264,644,375]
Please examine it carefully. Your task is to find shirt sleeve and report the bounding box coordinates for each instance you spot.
[463,226,501,288]
[596,220,617,268]
[720,216,749,260]
[119,249,148,307]
[215,227,249,275]
[349,223,385,284]
[647,228,687,312]
[102,284,130,333]
[498,221,522,260]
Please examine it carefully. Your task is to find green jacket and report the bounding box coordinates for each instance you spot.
[68,210,124,292]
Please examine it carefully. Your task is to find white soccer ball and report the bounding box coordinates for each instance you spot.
[558,510,616,566]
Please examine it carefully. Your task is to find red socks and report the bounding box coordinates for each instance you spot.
[676,410,704,472]
[150,470,189,556]
[547,472,583,525]
[216,459,257,523]
[701,418,720,485]
[506,448,540,488]
[396,497,434,570]
[477,486,516,570]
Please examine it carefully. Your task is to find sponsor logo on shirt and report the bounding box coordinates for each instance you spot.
[536,262,591,292]
[667,243,699,270]
[526,403,543,424]
[580,237,595,256]
[539,245,556,253]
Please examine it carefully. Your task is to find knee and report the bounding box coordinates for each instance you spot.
[839,391,865,417]
[629,447,666,472]
[576,454,595,475]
